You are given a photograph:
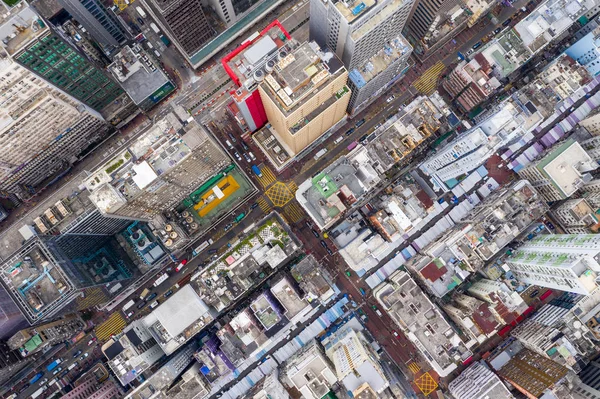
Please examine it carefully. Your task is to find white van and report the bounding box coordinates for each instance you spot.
[225,140,233,149]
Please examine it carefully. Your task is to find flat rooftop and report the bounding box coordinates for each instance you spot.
[480,30,532,78]
[259,41,345,115]
[0,3,45,56]
[271,277,308,318]
[334,0,377,23]
[350,0,406,41]
[108,46,172,105]
[0,237,77,324]
[349,35,411,86]
[250,293,282,330]
[374,270,470,377]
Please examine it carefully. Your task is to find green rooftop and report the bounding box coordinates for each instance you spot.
[312,172,338,198]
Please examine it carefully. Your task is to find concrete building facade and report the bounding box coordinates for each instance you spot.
[448,361,514,399]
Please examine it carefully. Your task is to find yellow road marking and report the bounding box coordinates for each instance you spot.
[95,312,127,342]
[415,372,438,396]
[265,181,294,207]
[257,196,272,213]
[256,165,277,188]
[408,362,421,373]
[412,62,445,95]
[284,202,305,223]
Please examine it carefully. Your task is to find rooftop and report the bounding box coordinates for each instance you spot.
[479,29,532,78]
[348,36,411,86]
[108,45,173,105]
[258,41,345,115]
[289,255,336,303]
[373,270,471,376]
[350,0,408,41]
[333,0,377,23]
[0,237,78,324]
[281,340,337,399]
[143,285,213,355]
[0,3,46,56]
[270,277,309,319]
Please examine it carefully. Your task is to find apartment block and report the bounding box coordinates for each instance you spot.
[373,270,471,377]
[575,358,600,399]
[258,41,350,155]
[310,0,414,113]
[506,234,600,295]
[448,361,514,399]
[443,294,500,345]
[518,139,597,202]
[467,279,528,325]
[86,114,230,220]
[7,314,85,356]
[404,0,461,55]
[552,198,599,234]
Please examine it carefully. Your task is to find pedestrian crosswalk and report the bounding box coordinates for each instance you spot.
[284,202,305,224]
[256,165,277,188]
[412,61,445,95]
[76,287,109,311]
[408,362,421,374]
[95,312,127,342]
[257,196,272,214]
[287,181,298,193]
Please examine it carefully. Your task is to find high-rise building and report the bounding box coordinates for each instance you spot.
[0,339,31,387]
[575,356,600,399]
[322,325,389,394]
[448,361,515,399]
[85,113,230,221]
[506,234,600,295]
[466,279,528,325]
[142,0,215,59]
[310,0,414,114]
[517,139,597,202]
[257,41,350,155]
[1,3,125,112]
[552,198,599,234]
[57,0,128,51]
[7,314,85,356]
[0,284,28,340]
[0,56,113,200]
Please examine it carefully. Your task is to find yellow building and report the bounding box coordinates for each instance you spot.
[258,42,351,155]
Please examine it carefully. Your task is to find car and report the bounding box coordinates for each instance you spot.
[355,119,365,127]
[88,338,97,346]
[164,290,174,298]
[73,350,82,358]
[326,247,333,256]
[502,18,512,26]
[545,221,555,230]
[39,378,48,386]
[241,141,249,151]
[149,300,159,309]
[311,229,319,238]
[345,127,355,136]
[493,27,502,35]
[146,293,158,302]
[228,133,236,143]
[529,289,540,298]
[248,151,256,160]
[392,330,399,337]
[466,49,474,56]
[359,287,366,296]
[372,305,378,310]
[374,123,382,129]
[305,221,313,228]
[126,311,134,318]
[136,17,145,25]
[386,95,395,103]
[18,384,30,393]
[346,271,352,277]
[320,240,327,249]
[233,152,242,161]
[52,367,62,375]
[224,223,233,232]
[80,353,89,361]
[175,259,188,272]
[250,203,259,209]
[243,153,251,162]
[472,41,482,50]
[136,301,146,309]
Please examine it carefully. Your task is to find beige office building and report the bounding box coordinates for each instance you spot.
[258,41,350,155]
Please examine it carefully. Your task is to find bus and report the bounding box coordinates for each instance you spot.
[150,23,160,34]
[122,299,135,313]
[46,359,61,371]
[153,274,168,288]
[192,239,213,256]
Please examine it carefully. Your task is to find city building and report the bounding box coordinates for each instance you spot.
[108,45,176,112]
[0,56,113,201]
[373,270,471,377]
[0,339,32,386]
[124,342,197,399]
[102,320,165,386]
[142,285,213,355]
[0,234,134,325]
[57,0,128,52]
[552,198,599,234]
[60,371,123,399]
[443,294,501,345]
[280,340,338,399]
[517,139,597,202]
[243,370,290,399]
[160,364,211,399]
[506,234,600,295]
[309,0,414,114]
[448,361,515,399]
[322,325,389,394]
[467,279,528,325]
[580,109,600,135]
[222,20,291,134]
[296,145,380,230]
[0,284,28,340]
[257,41,350,157]
[7,313,84,356]
[0,2,125,112]
[289,255,336,303]
[575,356,600,399]
[489,340,577,399]
[85,113,231,221]
[442,55,502,112]
[403,0,460,54]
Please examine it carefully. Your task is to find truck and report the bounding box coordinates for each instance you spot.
[29,372,44,385]
[150,23,160,34]
[159,35,170,46]
[140,288,150,300]
[234,213,245,223]
[192,239,213,256]
[67,362,78,371]
[314,148,327,160]
[153,274,168,288]
[135,6,146,18]
[122,299,135,313]
[251,165,262,178]
[46,359,62,372]
[30,387,46,399]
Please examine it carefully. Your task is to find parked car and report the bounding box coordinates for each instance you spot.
[228,133,236,143]
[233,152,242,161]
[73,350,82,358]
[248,151,256,160]
[386,95,395,103]
[392,331,399,337]
[312,229,319,238]
[88,338,97,346]
[136,17,145,25]
[326,247,333,256]
[346,271,352,277]
[502,18,512,26]
[224,223,233,232]
[320,240,327,249]
[250,203,259,209]
[149,300,159,309]
[346,127,355,136]
[146,292,158,302]
[241,141,249,151]
[136,301,146,309]
[164,290,174,298]
[529,289,540,298]
[126,311,134,318]
[359,287,366,296]
[493,27,502,34]
[243,153,251,163]
[472,41,482,50]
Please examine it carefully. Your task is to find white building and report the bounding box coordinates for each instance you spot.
[552,198,598,234]
[448,361,514,399]
[322,325,389,394]
[373,270,471,377]
[506,234,600,295]
[517,139,597,202]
